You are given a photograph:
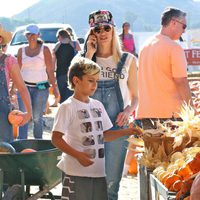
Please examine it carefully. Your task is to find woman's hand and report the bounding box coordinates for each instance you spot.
[85,34,97,59]
[115,106,133,127]
[19,112,32,126]
[52,86,60,99]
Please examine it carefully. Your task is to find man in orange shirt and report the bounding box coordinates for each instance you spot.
[136,7,193,129]
[136,7,193,200]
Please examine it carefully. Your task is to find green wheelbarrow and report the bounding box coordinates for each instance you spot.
[0,139,62,200]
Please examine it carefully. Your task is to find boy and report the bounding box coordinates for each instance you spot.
[51,57,142,200]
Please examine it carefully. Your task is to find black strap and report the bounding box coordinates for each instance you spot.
[115,53,128,78]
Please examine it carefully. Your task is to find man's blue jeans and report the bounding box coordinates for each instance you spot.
[57,75,73,103]
[17,86,49,139]
[92,80,128,200]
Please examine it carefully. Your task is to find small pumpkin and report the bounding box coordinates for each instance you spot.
[21,148,36,153]
[172,180,183,192]
[164,174,182,190]
[8,110,24,126]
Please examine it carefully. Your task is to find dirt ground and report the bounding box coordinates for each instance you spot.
[27,95,140,200]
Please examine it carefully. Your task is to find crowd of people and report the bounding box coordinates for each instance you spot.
[0,5,197,200]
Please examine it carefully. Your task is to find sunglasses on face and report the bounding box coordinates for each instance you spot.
[26,33,35,37]
[173,19,187,30]
[93,25,112,34]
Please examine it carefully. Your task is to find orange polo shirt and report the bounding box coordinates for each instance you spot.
[136,34,187,118]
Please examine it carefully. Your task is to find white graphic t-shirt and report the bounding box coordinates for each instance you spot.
[52,97,113,177]
[96,53,133,108]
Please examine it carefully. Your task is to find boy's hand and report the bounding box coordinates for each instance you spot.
[76,151,94,167]
[130,127,143,136]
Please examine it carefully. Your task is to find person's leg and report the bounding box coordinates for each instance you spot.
[57,75,73,103]
[92,80,126,200]
[30,87,49,139]
[105,134,128,200]
[17,92,29,139]
[93,177,108,200]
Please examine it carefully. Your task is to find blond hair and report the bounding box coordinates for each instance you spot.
[83,27,122,64]
[68,57,101,90]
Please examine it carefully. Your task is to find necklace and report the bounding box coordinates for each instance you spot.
[26,45,40,57]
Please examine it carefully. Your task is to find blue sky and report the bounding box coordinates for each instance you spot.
[0,0,39,17]
[0,0,200,18]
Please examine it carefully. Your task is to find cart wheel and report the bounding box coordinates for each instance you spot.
[2,185,27,200]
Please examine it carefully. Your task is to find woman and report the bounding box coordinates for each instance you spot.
[52,28,81,103]
[17,24,59,139]
[119,22,137,57]
[0,25,32,143]
[84,10,138,200]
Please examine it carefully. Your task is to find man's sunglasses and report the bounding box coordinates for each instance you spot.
[173,19,187,30]
[93,25,112,34]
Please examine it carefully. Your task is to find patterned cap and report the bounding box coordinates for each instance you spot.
[88,10,115,28]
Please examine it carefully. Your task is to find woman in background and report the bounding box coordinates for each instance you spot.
[17,24,58,139]
[52,28,81,103]
[119,22,137,57]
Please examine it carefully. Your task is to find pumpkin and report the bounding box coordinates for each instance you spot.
[177,166,193,180]
[8,110,23,126]
[161,172,171,184]
[187,157,200,174]
[164,174,182,190]
[128,157,138,175]
[172,180,183,192]
[21,148,36,153]
[0,142,16,153]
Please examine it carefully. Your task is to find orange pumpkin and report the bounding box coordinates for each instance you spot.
[187,157,200,174]
[21,148,36,153]
[177,166,193,180]
[172,180,183,192]
[161,172,171,184]
[128,157,138,175]
[8,110,23,126]
[164,174,182,190]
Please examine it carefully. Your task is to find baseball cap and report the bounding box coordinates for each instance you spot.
[24,24,40,35]
[88,10,115,28]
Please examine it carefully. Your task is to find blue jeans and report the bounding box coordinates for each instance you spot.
[57,75,73,103]
[92,80,128,200]
[17,86,49,139]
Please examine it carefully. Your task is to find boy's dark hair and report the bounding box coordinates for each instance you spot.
[161,7,186,27]
[68,57,100,90]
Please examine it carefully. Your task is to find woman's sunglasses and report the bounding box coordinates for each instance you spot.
[93,25,112,34]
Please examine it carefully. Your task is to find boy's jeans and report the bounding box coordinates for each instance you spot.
[92,80,128,200]
[17,86,49,139]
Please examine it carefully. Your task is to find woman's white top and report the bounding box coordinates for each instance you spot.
[21,45,48,83]
[96,53,133,108]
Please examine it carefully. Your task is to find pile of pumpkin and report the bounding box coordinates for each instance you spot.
[137,103,200,169]
[127,104,200,199]
[153,147,200,199]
